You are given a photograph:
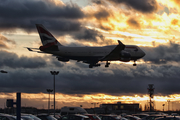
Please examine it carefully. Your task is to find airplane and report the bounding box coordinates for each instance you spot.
[26,24,146,68]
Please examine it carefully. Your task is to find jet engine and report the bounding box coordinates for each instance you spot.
[57,57,69,62]
[120,50,131,62]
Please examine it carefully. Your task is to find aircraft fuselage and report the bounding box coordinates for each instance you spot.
[43,45,145,62]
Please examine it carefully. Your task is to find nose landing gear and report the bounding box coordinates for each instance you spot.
[105,61,110,67]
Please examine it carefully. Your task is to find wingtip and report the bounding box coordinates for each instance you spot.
[117,40,124,45]
[117,40,125,50]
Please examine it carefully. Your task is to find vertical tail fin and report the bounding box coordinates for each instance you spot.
[36,24,62,46]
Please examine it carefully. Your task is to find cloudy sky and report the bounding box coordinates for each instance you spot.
[1,0,180,110]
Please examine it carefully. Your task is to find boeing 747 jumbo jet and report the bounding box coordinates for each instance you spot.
[26,24,145,68]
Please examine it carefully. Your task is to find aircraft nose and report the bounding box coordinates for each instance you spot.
[141,51,146,57]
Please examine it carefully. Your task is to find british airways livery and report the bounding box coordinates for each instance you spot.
[27,24,145,68]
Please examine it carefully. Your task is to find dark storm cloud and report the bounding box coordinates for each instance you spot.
[42,20,81,32]
[0,19,81,34]
[84,6,112,31]
[0,0,84,32]
[72,28,104,42]
[0,51,46,68]
[142,41,180,64]
[0,0,84,19]
[0,50,65,69]
[1,63,180,95]
[94,9,110,20]
[54,64,180,95]
[108,0,158,13]
[51,57,65,67]
[127,18,141,28]
[91,0,104,4]
[0,69,51,93]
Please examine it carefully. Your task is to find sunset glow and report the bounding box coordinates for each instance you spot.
[1,92,180,111]
[1,0,180,112]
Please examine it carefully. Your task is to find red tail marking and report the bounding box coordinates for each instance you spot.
[39,40,58,51]
[38,26,54,37]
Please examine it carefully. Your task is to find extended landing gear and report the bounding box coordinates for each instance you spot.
[89,65,93,68]
[133,60,137,66]
[105,61,110,67]
[88,61,110,68]
[89,64,101,68]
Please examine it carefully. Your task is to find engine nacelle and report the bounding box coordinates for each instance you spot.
[39,46,45,51]
[57,57,69,62]
[120,50,131,62]
[120,57,131,62]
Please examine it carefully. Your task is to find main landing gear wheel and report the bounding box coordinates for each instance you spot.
[89,64,100,68]
[133,63,137,66]
[133,60,137,66]
[105,61,110,67]
[89,65,93,68]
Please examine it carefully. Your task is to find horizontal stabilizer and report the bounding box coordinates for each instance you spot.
[27,48,33,51]
[25,47,40,52]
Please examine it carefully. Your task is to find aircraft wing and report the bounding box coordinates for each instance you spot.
[100,40,125,61]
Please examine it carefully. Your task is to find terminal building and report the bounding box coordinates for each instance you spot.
[87,102,140,114]
[101,102,139,112]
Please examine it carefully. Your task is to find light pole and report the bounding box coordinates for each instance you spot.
[167,100,170,111]
[47,89,53,115]
[50,71,59,117]
[162,104,165,112]
[91,102,99,108]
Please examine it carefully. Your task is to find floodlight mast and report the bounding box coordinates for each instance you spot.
[148,84,155,112]
[50,71,59,117]
[47,89,53,115]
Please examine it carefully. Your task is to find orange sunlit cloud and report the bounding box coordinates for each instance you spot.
[80,0,180,47]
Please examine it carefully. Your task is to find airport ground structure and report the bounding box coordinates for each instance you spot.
[89,102,140,114]
[0,102,179,115]
[0,102,140,115]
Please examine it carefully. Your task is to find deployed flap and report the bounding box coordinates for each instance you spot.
[101,40,125,61]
